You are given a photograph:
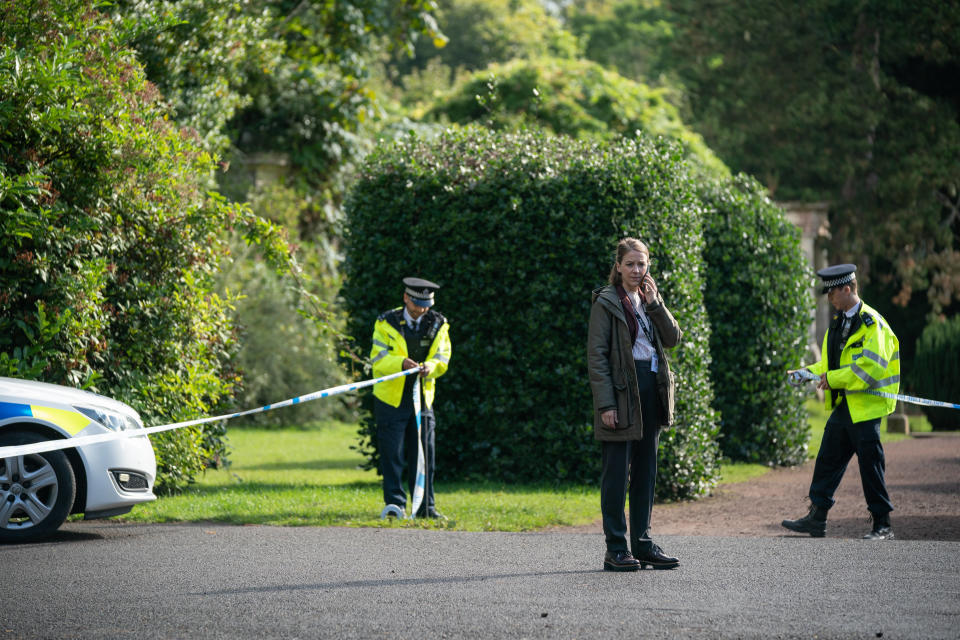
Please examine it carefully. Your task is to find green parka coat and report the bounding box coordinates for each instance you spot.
[587,284,682,441]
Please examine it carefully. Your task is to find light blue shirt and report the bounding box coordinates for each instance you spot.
[403,307,422,331]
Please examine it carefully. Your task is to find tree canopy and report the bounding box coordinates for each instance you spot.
[427,57,729,178]
[566,0,960,321]
[115,0,446,225]
[388,0,580,79]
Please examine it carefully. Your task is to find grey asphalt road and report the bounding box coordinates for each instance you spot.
[2,521,958,639]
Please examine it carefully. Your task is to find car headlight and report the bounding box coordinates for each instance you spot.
[74,406,141,432]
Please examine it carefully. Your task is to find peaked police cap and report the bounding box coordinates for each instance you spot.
[403,277,440,307]
[816,263,857,294]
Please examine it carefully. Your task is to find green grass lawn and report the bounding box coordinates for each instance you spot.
[123,399,933,531]
[123,423,600,531]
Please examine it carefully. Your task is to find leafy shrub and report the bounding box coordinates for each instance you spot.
[343,127,720,500]
[427,57,730,180]
[0,1,292,493]
[389,0,579,78]
[913,316,960,430]
[219,242,349,427]
[700,175,813,464]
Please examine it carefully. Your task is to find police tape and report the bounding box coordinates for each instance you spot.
[0,368,422,459]
[379,376,426,520]
[411,377,425,516]
[788,369,960,410]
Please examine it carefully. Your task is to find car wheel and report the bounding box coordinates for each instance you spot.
[0,431,76,543]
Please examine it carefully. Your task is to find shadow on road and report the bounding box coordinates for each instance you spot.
[192,568,600,596]
[0,528,103,547]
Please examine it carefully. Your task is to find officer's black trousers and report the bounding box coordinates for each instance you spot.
[376,400,436,515]
[809,399,893,515]
[600,359,660,555]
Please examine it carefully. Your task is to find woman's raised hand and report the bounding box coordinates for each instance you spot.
[641,273,658,304]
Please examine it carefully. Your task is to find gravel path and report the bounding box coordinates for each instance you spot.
[557,433,960,541]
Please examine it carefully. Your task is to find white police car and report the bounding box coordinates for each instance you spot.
[0,377,156,542]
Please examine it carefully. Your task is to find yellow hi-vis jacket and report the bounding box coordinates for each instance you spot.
[807,301,900,422]
[371,308,451,409]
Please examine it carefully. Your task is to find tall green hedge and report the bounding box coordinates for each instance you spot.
[700,176,812,464]
[913,316,960,431]
[343,127,720,500]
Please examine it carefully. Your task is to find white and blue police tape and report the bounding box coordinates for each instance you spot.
[788,369,960,410]
[0,368,421,459]
[411,377,426,516]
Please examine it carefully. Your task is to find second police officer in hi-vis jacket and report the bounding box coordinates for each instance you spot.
[784,264,900,540]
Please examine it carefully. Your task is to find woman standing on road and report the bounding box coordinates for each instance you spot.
[587,237,682,572]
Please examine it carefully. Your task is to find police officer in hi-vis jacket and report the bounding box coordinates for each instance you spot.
[370,277,451,518]
[783,264,900,540]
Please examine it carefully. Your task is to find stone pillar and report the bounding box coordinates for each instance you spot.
[780,201,831,351]
[219,151,292,202]
[243,152,290,189]
[886,402,910,434]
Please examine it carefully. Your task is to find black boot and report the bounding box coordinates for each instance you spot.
[863,511,894,540]
[782,504,828,537]
[603,550,640,572]
[633,544,679,570]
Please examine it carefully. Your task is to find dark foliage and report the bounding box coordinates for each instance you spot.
[912,316,960,430]
[701,176,813,464]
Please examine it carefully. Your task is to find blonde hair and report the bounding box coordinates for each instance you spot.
[608,237,649,286]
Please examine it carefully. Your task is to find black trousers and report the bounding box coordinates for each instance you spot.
[600,359,660,555]
[809,399,893,515]
[375,398,436,515]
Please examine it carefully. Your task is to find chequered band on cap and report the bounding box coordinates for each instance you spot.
[405,286,434,300]
[822,273,855,290]
[402,277,438,306]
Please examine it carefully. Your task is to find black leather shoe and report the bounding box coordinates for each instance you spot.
[603,550,640,572]
[863,512,894,540]
[634,544,679,570]
[782,504,828,537]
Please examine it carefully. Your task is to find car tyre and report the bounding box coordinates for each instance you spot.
[0,431,76,543]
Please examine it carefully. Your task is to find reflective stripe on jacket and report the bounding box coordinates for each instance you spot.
[807,301,900,422]
[370,308,451,409]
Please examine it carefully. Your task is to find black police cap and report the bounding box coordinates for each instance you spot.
[403,277,440,308]
[816,264,857,294]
